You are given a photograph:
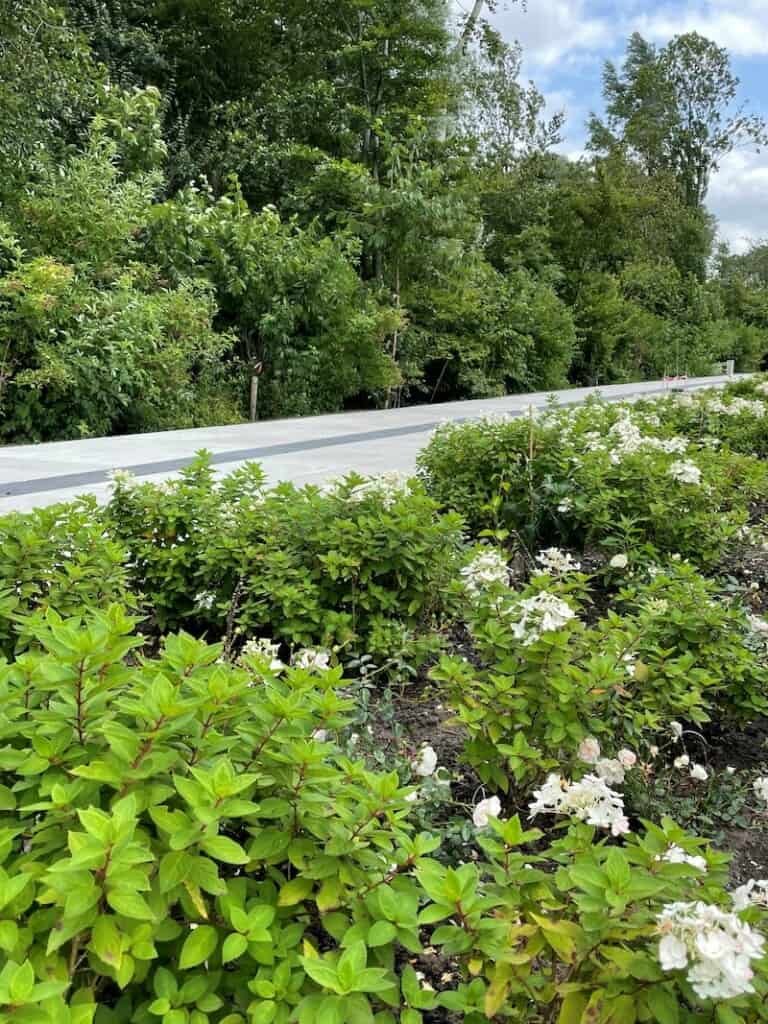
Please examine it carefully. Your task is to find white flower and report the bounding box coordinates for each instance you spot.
[472,796,502,829]
[670,721,683,741]
[732,880,768,911]
[312,729,328,743]
[240,637,284,670]
[529,773,629,836]
[659,933,689,971]
[753,777,768,804]
[557,497,574,513]
[294,648,331,672]
[461,549,510,598]
[536,547,581,575]
[578,737,601,765]
[618,748,637,769]
[503,592,576,646]
[404,790,419,803]
[194,591,216,611]
[107,468,137,489]
[656,845,707,872]
[657,901,765,1000]
[690,763,708,782]
[414,745,438,778]
[674,755,690,769]
[669,460,702,486]
[348,472,411,509]
[649,745,659,758]
[726,766,737,775]
[609,553,628,569]
[595,758,626,785]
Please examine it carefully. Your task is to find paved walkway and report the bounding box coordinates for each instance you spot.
[0,376,739,512]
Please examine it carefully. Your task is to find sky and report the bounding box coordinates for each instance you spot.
[483,0,768,253]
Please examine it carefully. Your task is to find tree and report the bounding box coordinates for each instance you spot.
[590,31,767,208]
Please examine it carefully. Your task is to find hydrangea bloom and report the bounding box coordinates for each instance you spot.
[609,553,628,569]
[529,773,629,836]
[294,648,331,672]
[240,637,284,670]
[460,549,510,598]
[657,901,765,999]
[472,795,502,829]
[668,460,702,486]
[536,547,581,575]
[503,592,576,646]
[107,468,138,489]
[732,879,768,911]
[348,472,411,509]
[413,745,438,778]
[656,845,707,872]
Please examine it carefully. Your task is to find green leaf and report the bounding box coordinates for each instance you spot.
[367,921,397,947]
[278,877,313,907]
[90,915,123,968]
[301,957,342,994]
[200,835,249,865]
[222,933,248,963]
[178,926,218,969]
[10,960,35,1002]
[646,986,679,1024]
[107,888,154,921]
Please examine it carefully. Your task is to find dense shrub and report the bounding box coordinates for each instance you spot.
[418,400,768,563]
[106,457,465,661]
[0,606,766,1024]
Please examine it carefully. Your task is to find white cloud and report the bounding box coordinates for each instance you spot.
[636,1,768,57]
[488,0,614,67]
[708,149,768,249]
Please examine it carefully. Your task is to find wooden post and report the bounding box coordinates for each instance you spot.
[250,361,263,422]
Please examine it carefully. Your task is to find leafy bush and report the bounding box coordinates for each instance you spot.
[1,606,766,1024]
[0,499,132,657]
[418,401,768,563]
[107,458,465,661]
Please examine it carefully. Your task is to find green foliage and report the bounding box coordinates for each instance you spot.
[418,399,768,562]
[1,603,767,1023]
[105,455,464,660]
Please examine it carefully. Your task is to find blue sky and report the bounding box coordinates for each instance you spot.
[483,0,768,252]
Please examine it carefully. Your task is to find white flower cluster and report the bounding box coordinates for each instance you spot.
[194,591,216,610]
[578,738,637,785]
[240,637,284,670]
[107,468,138,490]
[756,382,768,396]
[733,879,768,911]
[655,844,707,872]
[503,592,576,645]
[293,648,331,672]
[606,417,689,464]
[460,549,510,598]
[536,547,582,575]
[754,777,768,805]
[657,900,765,999]
[529,773,630,836]
[707,396,766,418]
[347,472,411,509]
[668,460,702,486]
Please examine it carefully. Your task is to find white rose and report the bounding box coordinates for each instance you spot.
[618,748,637,768]
[472,796,502,829]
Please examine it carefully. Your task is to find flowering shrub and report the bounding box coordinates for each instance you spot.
[1,605,767,1024]
[418,400,768,562]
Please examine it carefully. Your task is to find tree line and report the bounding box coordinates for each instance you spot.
[1,0,767,441]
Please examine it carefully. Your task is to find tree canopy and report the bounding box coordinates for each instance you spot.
[0,1,767,440]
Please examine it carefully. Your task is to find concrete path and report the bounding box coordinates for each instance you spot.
[0,376,739,512]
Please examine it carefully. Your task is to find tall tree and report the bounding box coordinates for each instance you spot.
[589,31,767,208]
